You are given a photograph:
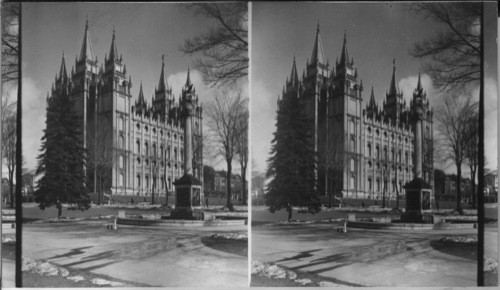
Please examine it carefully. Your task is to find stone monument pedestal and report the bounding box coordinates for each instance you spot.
[402,178,433,223]
[171,174,204,220]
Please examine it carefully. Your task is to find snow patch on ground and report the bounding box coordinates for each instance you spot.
[319,281,350,287]
[91,278,125,286]
[294,278,313,285]
[485,257,498,272]
[67,276,85,282]
[252,261,297,280]
[211,232,248,241]
[2,236,15,243]
[22,256,66,276]
[440,235,477,244]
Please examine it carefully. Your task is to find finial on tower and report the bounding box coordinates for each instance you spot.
[162,54,165,67]
[344,29,347,43]
[85,15,89,30]
[112,26,116,39]
[393,59,396,71]
[317,19,320,32]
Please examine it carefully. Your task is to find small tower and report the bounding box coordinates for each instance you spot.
[153,55,174,119]
[384,59,405,122]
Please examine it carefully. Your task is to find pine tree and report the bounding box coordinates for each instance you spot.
[35,91,90,216]
[266,92,320,218]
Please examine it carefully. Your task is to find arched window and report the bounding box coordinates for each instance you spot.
[367,143,372,157]
[160,145,164,158]
[167,146,171,159]
[145,176,149,188]
[426,125,430,139]
[118,117,124,131]
[145,142,149,156]
[349,120,355,134]
[119,135,125,149]
[145,125,149,133]
[168,178,171,189]
[180,149,184,161]
[368,178,372,190]
[350,138,355,151]
[405,151,409,164]
[376,146,380,159]
[119,173,124,187]
[137,157,140,165]
[350,175,355,189]
[136,140,140,154]
[174,148,178,161]
[119,155,124,168]
[153,143,157,157]
[376,179,380,191]
[368,161,372,168]
[350,158,355,172]
[384,147,388,160]
[136,175,141,187]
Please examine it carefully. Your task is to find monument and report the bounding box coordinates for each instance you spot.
[403,73,434,223]
[171,69,204,220]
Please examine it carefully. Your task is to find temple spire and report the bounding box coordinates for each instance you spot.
[186,66,192,87]
[339,29,350,66]
[290,54,299,84]
[157,54,169,92]
[389,59,397,95]
[59,52,68,81]
[368,84,376,109]
[310,22,325,65]
[79,16,94,61]
[138,82,145,103]
[109,27,118,61]
[416,69,423,91]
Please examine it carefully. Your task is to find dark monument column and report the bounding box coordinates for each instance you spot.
[171,70,203,219]
[403,74,433,222]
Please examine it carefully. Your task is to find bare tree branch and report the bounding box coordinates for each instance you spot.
[180,3,248,88]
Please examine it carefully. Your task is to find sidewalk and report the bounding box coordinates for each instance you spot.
[2,258,15,288]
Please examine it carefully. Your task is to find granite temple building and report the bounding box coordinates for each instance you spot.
[46,20,203,200]
[276,25,434,200]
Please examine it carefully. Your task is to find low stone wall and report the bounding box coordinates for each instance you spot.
[347,220,475,230]
[117,217,247,227]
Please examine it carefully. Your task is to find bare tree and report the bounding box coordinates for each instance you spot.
[407,3,481,92]
[235,105,248,205]
[180,3,248,88]
[1,2,19,85]
[205,91,247,211]
[2,98,16,208]
[435,94,478,214]
[464,111,480,209]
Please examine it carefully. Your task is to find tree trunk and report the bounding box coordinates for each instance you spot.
[9,176,14,209]
[456,166,463,214]
[471,166,477,209]
[241,166,247,206]
[226,160,233,211]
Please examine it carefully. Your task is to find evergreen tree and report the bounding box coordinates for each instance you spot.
[266,92,320,218]
[35,91,90,216]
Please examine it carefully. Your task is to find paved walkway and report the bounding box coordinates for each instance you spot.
[23,221,247,287]
[2,258,15,288]
[252,223,480,287]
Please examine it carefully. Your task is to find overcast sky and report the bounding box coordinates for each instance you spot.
[21,3,246,171]
[251,2,498,175]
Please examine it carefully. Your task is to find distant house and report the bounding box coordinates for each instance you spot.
[484,169,498,195]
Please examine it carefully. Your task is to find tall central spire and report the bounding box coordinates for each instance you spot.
[310,22,325,65]
[59,52,68,80]
[290,54,299,84]
[389,59,397,95]
[79,17,94,62]
[339,30,350,66]
[109,27,119,61]
[157,54,169,92]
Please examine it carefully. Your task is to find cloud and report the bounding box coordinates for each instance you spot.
[250,80,277,173]
[22,77,47,171]
[398,73,437,107]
